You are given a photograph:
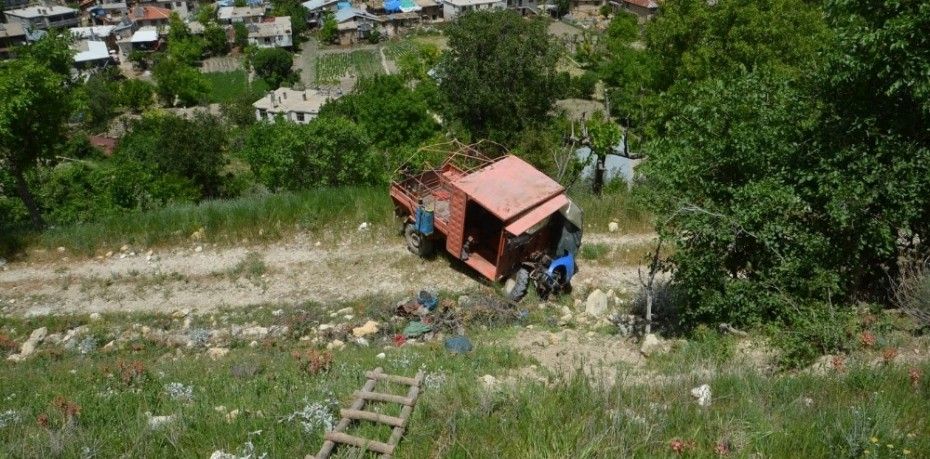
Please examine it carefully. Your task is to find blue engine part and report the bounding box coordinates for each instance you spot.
[414,206,434,236]
[546,253,576,283]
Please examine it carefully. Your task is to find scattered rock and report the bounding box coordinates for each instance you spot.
[585,289,609,317]
[7,327,48,362]
[146,413,176,429]
[608,221,619,232]
[272,309,284,316]
[326,339,345,351]
[357,222,370,231]
[355,337,369,347]
[209,451,238,459]
[190,227,205,241]
[105,251,114,258]
[194,246,203,253]
[206,347,229,360]
[334,307,353,316]
[376,352,386,359]
[172,309,190,319]
[352,320,379,338]
[57,246,66,253]
[480,374,498,389]
[640,333,668,357]
[248,340,258,348]
[690,384,712,407]
[318,324,334,332]
[120,245,129,252]
[241,326,268,338]
[89,312,102,321]
[225,409,240,423]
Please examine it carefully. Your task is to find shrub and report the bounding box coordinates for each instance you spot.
[892,261,930,328]
[250,48,294,88]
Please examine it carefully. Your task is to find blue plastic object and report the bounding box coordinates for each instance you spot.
[547,253,576,282]
[417,290,438,311]
[444,336,473,354]
[415,206,434,236]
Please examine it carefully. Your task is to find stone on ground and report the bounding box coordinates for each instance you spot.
[585,289,609,317]
[691,384,712,407]
[640,333,667,357]
[7,327,48,362]
[352,320,379,338]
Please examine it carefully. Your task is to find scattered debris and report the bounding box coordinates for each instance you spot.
[326,340,345,351]
[146,413,176,429]
[690,384,712,407]
[444,336,473,354]
[403,321,432,339]
[352,320,379,338]
[164,382,194,402]
[357,222,370,232]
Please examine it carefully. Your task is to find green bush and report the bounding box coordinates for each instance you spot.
[249,48,295,89]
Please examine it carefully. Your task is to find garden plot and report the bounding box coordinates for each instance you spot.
[314,50,383,85]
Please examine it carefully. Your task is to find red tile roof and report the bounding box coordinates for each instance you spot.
[129,5,172,22]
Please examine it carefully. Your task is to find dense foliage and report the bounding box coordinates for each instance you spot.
[249,48,295,89]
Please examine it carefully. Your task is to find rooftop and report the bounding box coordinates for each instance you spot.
[0,22,27,38]
[217,6,265,20]
[452,155,565,221]
[128,5,172,21]
[5,5,78,18]
[333,7,378,23]
[624,0,659,8]
[70,25,116,39]
[301,0,339,11]
[442,0,501,6]
[247,16,291,38]
[130,26,158,42]
[72,40,111,63]
[252,87,331,114]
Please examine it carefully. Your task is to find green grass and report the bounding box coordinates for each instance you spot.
[1,306,929,457]
[383,40,419,61]
[17,187,394,257]
[314,51,383,85]
[570,189,653,234]
[203,70,271,104]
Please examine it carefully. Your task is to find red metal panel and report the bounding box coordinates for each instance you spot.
[504,194,569,236]
[445,189,467,256]
[451,155,564,221]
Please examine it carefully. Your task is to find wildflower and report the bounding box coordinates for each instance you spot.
[669,439,695,454]
[881,347,897,363]
[281,394,339,434]
[870,437,879,444]
[860,331,876,348]
[832,355,846,372]
[36,413,49,428]
[908,368,921,389]
[424,372,447,390]
[714,441,731,456]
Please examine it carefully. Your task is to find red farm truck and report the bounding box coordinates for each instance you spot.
[390,150,583,301]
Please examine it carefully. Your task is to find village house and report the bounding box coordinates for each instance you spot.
[4,5,80,30]
[86,1,130,26]
[301,0,340,26]
[247,16,292,48]
[217,5,265,24]
[72,39,114,68]
[334,7,380,45]
[117,24,159,53]
[2,0,30,12]
[128,5,172,31]
[505,0,537,15]
[0,22,27,58]
[440,0,503,20]
[252,88,332,124]
[414,0,442,21]
[138,0,190,19]
[617,0,657,19]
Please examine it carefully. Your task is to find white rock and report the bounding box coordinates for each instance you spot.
[206,347,229,360]
[585,289,609,317]
[357,222,370,231]
[57,246,66,253]
[355,337,369,347]
[271,309,284,316]
[639,333,666,357]
[147,413,176,429]
[241,326,268,338]
[209,451,239,459]
[194,246,203,253]
[326,339,345,350]
[248,340,258,348]
[376,352,386,359]
[172,309,190,319]
[480,374,498,389]
[352,320,379,338]
[690,384,712,407]
[7,327,48,362]
[225,409,240,423]
[608,221,619,232]
[120,245,129,252]
[318,324,334,332]
[335,307,353,315]
[89,312,102,321]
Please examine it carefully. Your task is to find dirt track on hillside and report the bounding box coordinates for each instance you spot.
[0,232,654,316]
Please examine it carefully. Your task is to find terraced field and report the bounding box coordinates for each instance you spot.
[314,50,383,84]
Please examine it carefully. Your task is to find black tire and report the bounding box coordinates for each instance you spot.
[506,268,530,302]
[404,223,434,258]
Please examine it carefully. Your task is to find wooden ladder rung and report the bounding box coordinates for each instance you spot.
[365,371,421,387]
[340,409,406,427]
[324,432,395,455]
[354,390,415,406]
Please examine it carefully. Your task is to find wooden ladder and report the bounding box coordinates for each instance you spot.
[314,367,425,459]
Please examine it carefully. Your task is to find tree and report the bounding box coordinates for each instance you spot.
[233,22,249,49]
[195,4,216,24]
[118,79,155,113]
[167,12,205,65]
[153,56,209,106]
[319,12,338,44]
[117,112,228,198]
[320,75,439,150]
[250,47,294,88]
[78,67,122,130]
[203,22,229,56]
[0,37,73,229]
[240,117,378,191]
[437,10,560,144]
[271,0,308,38]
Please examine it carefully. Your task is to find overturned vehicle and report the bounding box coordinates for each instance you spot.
[390,148,583,301]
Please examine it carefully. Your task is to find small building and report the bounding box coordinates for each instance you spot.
[334,7,379,45]
[252,87,332,124]
[247,16,292,48]
[0,22,27,58]
[618,0,657,19]
[414,0,442,21]
[505,0,537,15]
[87,1,130,25]
[217,6,265,24]
[120,25,160,52]
[4,5,80,30]
[72,39,114,68]
[139,0,190,20]
[128,5,172,30]
[301,0,340,25]
[440,0,503,20]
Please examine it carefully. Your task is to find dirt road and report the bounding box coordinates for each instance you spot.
[0,232,653,316]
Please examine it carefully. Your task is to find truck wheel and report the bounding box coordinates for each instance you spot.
[405,223,433,258]
[504,268,530,302]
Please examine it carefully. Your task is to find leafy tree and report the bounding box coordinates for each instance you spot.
[644,0,829,92]
[78,68,122,130]
[16,29,73,77]
[240,117,378,191]
[319,12,338,44]
[116,112,228,198]
[233,22,249,49]
[320,75,439,150]
[203,22,229,56]
[0,36,73,228]
[195,4,217,24]
[167,13,205,65]
[396,42,440,81]
[118,79,155,113]
[437,10,560,144]
[271,0,308,38]
[250,47,294,88]
[153,56,209,106]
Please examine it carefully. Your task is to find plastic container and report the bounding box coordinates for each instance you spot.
[415,206,435,236]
